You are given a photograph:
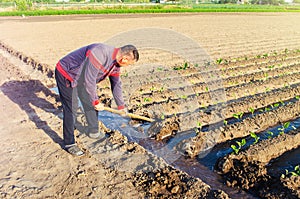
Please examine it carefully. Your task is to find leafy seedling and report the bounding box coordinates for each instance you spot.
[267,131,274,139]
[249,107,255,116]
[250,132,260,144]
[231,138,246,154]
[281,165,300,178]
[278,122,290,135]
[233,112,244,120]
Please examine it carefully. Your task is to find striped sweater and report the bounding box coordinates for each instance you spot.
[56,43,125,109]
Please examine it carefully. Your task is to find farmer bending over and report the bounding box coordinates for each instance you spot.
[55,43,139,156]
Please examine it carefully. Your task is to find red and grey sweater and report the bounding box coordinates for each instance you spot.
[56,43,125,110]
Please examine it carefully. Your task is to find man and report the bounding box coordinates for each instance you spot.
[55,43,139,156]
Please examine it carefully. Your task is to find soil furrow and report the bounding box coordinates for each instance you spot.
[180,99,300,158]
[215,129,300,198]
[129,71,300,117]
[121,54,300,93]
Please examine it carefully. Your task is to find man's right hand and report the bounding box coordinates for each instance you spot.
[94,103,104,111]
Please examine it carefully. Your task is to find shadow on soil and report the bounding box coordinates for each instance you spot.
[0,79,64,146]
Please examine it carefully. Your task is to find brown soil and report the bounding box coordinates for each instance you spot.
[1,13,300,198]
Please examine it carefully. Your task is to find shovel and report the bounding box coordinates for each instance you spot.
[103,107,155,122]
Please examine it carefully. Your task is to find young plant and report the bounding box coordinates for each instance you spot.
[278,122,290,135]
[233,112,244,120]
[223,120,228,126]
[216,58,223,64]
[231,138,246,154]
[281,165,300,178]
[267,131,274,139]
[249,107,255,116]
[195,121,202,135]
[250,132,260,144]
[143,97,152,102]
[180,95,188,99]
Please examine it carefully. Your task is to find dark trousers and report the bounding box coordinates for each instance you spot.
[55,69,98,145]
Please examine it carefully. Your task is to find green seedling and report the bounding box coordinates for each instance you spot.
[160,114,165,120]
[250,132,260,144]
[295,96,300,100]
[195,121,202,135]
[143,97,152,102]
[174,62,189,70]
[267,131,274,139]
[157,67,163,71]
[233,112,244,120]
[150,86,157,92]
[264,107,271,112]
[158,87,164,93]
[231,138,246,154]
[281,165,300,178]
[249,107,255,115]
[273,103,280,108]
[180,95,188,99]
[216,58,223,64]
[223,120,228,126]
[278,122,290,135]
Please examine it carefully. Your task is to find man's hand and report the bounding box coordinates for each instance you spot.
[94,103,104,111]
[120,108,128,117]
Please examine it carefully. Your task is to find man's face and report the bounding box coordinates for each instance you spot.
[117,54,136,67]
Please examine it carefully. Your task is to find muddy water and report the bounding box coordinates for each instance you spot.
[98,111,257,199]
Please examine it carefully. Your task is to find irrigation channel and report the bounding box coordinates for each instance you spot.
[97,49,300,198]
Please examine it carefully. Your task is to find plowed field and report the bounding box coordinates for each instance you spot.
[0,13,300,198]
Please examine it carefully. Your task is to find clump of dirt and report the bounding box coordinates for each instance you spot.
[147,116,180,141]
[134,166,230,199]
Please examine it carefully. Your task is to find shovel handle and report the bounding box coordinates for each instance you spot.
[103,107,155,122]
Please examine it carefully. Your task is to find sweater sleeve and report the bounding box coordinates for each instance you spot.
[109,75,125,110]
[83,59,100,106]
[84,49,107,106]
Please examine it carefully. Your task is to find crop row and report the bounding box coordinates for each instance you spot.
[128,70,300,117]
[180,95,300,158]
[215,127,300,198]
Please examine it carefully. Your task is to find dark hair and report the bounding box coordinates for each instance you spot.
[120,45,139,61]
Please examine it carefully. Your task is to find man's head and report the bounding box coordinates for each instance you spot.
[116,45,139,67]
